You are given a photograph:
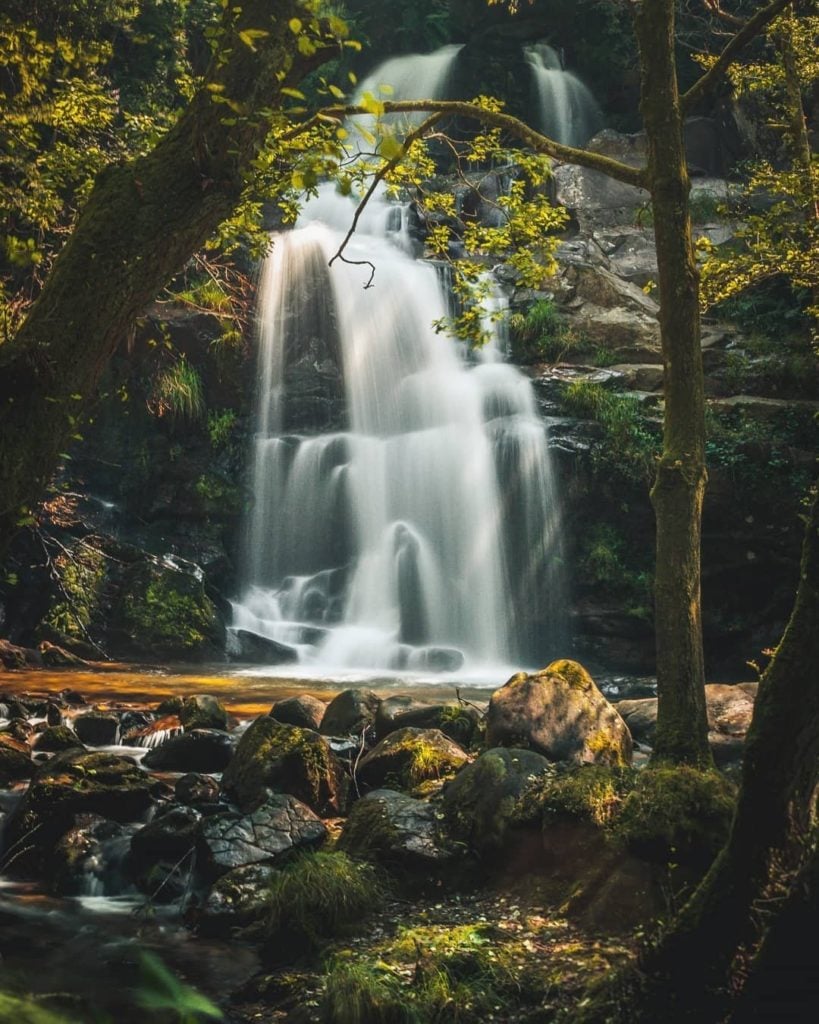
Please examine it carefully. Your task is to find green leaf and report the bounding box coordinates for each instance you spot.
[288,18,302,34]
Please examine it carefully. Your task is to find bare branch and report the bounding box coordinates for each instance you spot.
[329,112,445,284]
[683,0,794,112]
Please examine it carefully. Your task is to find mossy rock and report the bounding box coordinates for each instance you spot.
[374,697,479,747]
[180,693,228,731]
[442,747,553,855]
[538,765,639,828]
[222,717,349,817]
[270,694,327,730]
[114,556,224,659]
[320,688,381,737]
[339,789,455,873]
[3,749,160,875]
[615,766,737,869]
[32,725,84,753]
[486,659,633,766]
[357,727,468,792]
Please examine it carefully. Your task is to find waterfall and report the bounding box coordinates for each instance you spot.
[231,181,566,677]
[525,43,602,147]
[353,44,463,121]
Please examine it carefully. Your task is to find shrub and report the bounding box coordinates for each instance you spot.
[510,298,576,363]
[148,357,204,421]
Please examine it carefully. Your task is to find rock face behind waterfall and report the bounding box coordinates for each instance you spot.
[486,659,632,766]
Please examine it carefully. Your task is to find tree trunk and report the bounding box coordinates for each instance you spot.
[635,0,711,766]
[0,0,328,555]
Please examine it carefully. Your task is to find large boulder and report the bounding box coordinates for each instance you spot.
[198,794,326,878]
[4,749,159,874]
[339,789,454,871]
[320,688,381,737]
[357,728,468,792]
[73,712,120,747]
[442,747,553,855]
[142,730,234,773]
[486,660,632,766]
[180,694,228,731]
[222,717,349,817]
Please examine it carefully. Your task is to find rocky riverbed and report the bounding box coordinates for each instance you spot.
[0,659,755,1022]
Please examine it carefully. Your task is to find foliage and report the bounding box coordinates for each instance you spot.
[43,540,106,639]
[206,408,238,448]
[578,524,653,622]
[0,992,78,1024]
[557,380,660,481]
[148,357,205,421]
[136,951,223,1022]
[120,562,217,650]
[509,298,576,363]
[321,958,419,1024]
[615,767,737,869]
[265,851,385,960]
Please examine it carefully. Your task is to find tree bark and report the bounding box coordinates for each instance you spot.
[0,0,328,554]
[635,0,711,766]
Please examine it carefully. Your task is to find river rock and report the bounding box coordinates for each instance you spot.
[615,698,658,744]
[233,629,298,664]
[198,794,326,878]
[269,695,327,730]
[199,863,278,936]
[73,712,120,747]
[142,729,234,773]
[222,717,348,817]
[0,734,33,784]
[486,660,633,766]
[176,772,221,807]
[180,694,228,731]
[339,789,454,870]
[442,747,554,854]
[32,725,84,753]
[4,749,159,874]
[374,697,479,746]
[319,688,381,737]
[47,814,129,896]
[123,714,184,747]
[357,727,468,791]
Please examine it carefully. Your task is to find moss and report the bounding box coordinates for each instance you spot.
[264,851,385,962]
[544,659,596,693]
[321,958,419,1024]
[615,766,737,869]
[119,560,220,655]
[539,766,638,828]
[359,728,467,792]
[336,797,399,862]
[43,543,106,640]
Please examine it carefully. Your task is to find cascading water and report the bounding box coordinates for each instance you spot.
[231,181,566,676]
[525,43,602,147]
[353,44,463,123]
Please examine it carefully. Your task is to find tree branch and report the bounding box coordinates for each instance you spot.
[682,0,794,112]
[320,101,648,188]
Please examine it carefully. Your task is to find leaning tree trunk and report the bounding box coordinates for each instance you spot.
[0,0,329,556]
[635,0,711,765]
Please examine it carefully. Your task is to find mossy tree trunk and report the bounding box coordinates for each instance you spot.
[635,0,711,766]
[0,0,328,555]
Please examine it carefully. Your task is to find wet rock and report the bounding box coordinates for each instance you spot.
[47,814,130,896]
[6,719,34,742]
[32,725,84,753]
[614,698,657,744]
[0,734,33,785]
[222,717,348,817]
[199,863,277,936]
[442,747,553,854]
[486,660,632,766]
[339,789,454,870]
[357,728,468,792]
[3,749,160,874]
[419,646,465,672]
[179,694,228,732]
[198,794,326,878]
[319,688,381,737]
[374,697,479,746]
[45,703,64,726]
[122,714,183,747]
[0,639,39,670]
[73,712,120,747]
[131,805,202,864]
[142,729,234,773]
[269,695,327,730]
[232,629,298,664]
[176,772,221,807]
[119,710,153,735]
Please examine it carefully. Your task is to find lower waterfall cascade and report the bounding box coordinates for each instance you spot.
[230,185,566,676]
